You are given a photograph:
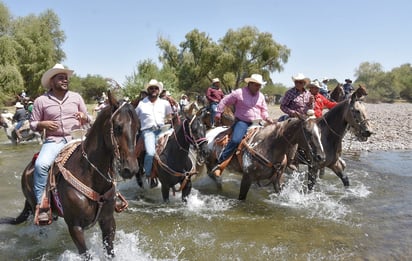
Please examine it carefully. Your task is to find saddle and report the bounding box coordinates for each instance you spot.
[135,128,174,180]
[34,141,127,226]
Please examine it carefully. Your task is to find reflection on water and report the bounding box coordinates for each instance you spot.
[0,135,411,260]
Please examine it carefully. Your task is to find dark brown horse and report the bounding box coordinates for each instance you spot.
[197,106,235,129]
[329,83,345,102]
[0,92,140,258]
[301,86,373,189]
[135,110,209,202]
[153,111,209,202]
[205,117,325,200]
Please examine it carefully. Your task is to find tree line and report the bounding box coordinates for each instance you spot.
[1,2,411,107]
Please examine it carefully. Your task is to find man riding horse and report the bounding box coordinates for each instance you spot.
[29,63,91,224]
[208,74,274,183]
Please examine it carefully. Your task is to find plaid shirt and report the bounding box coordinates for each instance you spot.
[280,87,312,116]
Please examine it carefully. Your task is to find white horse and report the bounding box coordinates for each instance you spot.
[0,113,43,145]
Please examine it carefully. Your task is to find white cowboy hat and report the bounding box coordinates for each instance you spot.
[212,78,220,84]
[322,77,329,82]
[291,73,310,85]
[307,80,321,89]
[41,63,74,89]
[15,102,24,108]
[244,74,267,85]
[145,79,163,93]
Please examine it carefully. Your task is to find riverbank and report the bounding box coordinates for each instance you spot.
[268,102,412,151]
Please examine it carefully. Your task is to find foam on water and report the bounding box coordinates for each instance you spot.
[265,170,371,221]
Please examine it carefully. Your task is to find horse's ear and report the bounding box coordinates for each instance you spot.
[107,90,119,107]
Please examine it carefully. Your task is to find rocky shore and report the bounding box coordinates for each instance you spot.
[269,103,412,152]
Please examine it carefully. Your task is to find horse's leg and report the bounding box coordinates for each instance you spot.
[307,167,318,191]
[182,180,192,202]
[99,216,116,257]
[161,184,170,203]
[330,158,349,187]
[318,167,325,178]
[68,225,90,257]
[238,173,253,200]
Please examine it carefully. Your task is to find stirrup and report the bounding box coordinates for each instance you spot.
[34,205,51,226]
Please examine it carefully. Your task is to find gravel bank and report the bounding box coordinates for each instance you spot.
[268,103,412,152]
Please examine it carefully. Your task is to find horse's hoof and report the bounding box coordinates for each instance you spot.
[146,177,158,189]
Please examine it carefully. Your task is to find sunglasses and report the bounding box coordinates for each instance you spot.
[148,86,159,91]
[295,81,305,84]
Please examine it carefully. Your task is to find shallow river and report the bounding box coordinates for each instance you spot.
[0,137,411,260]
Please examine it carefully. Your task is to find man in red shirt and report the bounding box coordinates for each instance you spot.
[307,80,337,118]
[206,78,225,128]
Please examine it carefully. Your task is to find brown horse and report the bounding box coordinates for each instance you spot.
[330,83,345,102]
[0,92,140,258]
[205,117,325,200]
[197,106,235,129]
[301,86,373,189]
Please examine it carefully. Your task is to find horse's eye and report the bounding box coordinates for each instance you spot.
[114,124,122,135]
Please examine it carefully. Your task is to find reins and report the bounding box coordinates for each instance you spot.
[52,102,129,228]
[154,115,207,192]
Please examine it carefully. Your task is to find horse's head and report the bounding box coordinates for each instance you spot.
[289,117,325,167]
[186,112,209,164]
[96,91,140,179]
[346,95,373,141]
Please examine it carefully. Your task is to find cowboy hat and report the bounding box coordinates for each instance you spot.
[212,78,220,84]
[15,102,24,108]
[145,79,163,93]
[291,73,310,85]
[322,77,329,82]
[307,80,321,89]
[345,79,352,83]
[41,64,74,89]
[244,74,267,85]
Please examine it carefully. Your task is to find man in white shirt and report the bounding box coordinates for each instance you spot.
[135,79,173,186]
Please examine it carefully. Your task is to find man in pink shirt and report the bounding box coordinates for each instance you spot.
[30,64,90,225]
[209,74,274,180]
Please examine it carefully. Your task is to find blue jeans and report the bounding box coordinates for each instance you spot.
[33,139,67,204]
[218,120,251,163]
[209,102,218,126]
[142,128,161,177]
[15,120,25,130]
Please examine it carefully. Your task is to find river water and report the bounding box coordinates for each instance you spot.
[0,135,411,260]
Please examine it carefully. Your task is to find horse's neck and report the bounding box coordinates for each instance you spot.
[252,125,289,159]
[323,106,348,141]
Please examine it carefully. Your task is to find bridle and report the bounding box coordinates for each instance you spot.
[284,118,320,167]
[173,115,207,153]
[81,101,126,184]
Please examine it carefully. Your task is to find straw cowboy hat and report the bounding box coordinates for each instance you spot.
[212,78,220,84]
[307,80,321,89]
[291,73,310,85]
[41,63,74,89]
[145,79,163,93]
[15,102,24,108]
[244,74,267,85]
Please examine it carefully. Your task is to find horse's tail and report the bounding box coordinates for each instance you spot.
[0,200,32,225]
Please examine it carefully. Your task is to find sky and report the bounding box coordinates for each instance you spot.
[3,0,412,88]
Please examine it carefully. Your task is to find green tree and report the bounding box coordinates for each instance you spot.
[390,63,412,101]
[354,62,395,101]
[12,10,66,97]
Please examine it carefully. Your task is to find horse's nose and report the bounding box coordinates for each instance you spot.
[316,153,326,164]
[363,130,373,137]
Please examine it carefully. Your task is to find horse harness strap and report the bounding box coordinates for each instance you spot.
[235,127,283,186]
[53,142,116,203]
